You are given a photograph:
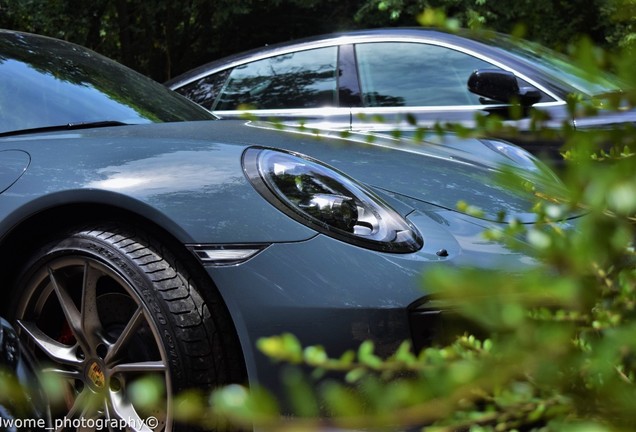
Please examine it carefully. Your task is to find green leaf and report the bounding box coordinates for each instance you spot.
[358,340,382,369]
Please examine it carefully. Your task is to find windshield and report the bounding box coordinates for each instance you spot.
[0,30,213,135]
[487,33,623,97]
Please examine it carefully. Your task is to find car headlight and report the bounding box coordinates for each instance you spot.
[481,139,538,170]
[481,139,563,183]
[242,148,423,253]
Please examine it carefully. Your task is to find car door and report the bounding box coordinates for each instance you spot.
[348,41,560,125]
[347,40,566,159]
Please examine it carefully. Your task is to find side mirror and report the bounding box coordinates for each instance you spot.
[467,69,541,106]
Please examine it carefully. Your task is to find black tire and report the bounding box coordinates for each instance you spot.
[9,226,241,431]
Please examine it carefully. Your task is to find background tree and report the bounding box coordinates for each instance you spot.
[2,2,636,430]
[354,0,612,49]
[0,0,365,80]
[167,32,636,432]
[1,0,634,80]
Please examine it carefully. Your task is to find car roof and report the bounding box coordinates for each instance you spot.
[166,26,574,104]
[166,27,496,87]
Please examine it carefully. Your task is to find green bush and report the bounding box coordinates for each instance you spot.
[201,19,636,432]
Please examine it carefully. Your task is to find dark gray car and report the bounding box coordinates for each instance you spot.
[167,27,634,163]
[0,29,573,430]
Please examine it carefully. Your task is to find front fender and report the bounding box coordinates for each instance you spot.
[0,137,317,244]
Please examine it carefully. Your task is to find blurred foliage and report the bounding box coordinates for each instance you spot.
[0,0,634,81]
[1,1,636,431]
[153,12,636,432]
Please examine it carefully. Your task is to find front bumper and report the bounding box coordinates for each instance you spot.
[203,209,534,395]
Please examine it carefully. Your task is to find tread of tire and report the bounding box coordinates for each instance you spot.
[84,226,235,389]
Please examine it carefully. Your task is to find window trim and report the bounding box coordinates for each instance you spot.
[336,44,363,107]
[171,33,566,114]
[352,40,559,109]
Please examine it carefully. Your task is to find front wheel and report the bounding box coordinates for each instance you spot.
[10,226,236,431]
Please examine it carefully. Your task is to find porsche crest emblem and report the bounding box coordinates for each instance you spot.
[88,362,106,389]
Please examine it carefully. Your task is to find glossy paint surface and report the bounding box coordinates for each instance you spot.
[0,29,574,395]
[0,120,554,239]
[209,208,539,393]
[0,150,29,193]
[0,117,560,391]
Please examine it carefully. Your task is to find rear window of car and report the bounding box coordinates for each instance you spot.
[174,70,231,111]
[213,46,338,111]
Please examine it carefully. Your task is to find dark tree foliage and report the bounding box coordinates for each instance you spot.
[354,0,620,50]
[0,0,366,81]
[0,0,631,86]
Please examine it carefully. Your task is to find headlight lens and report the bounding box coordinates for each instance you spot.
[481,139,538,170]
[243,148,423,253]
[481,139,563,183]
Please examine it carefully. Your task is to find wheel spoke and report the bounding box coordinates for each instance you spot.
[105,306,144,365]
[59,390,91,427]
[78,392,104,427]
[103,402,117,432]
[81,261,103,345]
[41,366,81,380]
[17,320,81,366]
[52,390,102,432]
[48,266,90,350]
[111,360,166,374]
[109,392,155,432]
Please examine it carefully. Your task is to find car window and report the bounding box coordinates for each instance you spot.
[174,69,231,110]
[356,42,505,107]
[214,46,338,111]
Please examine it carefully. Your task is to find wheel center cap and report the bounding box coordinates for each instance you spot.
[86,360,106,390]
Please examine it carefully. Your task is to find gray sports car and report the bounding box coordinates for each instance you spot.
[0,29,570,430]
[166,27,635,163]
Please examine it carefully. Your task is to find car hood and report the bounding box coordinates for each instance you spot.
[195,120,564,224]
[266,127,563,223]
[3,120,562,226]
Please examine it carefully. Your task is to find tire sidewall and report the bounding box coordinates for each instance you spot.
[10,230,188,406]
